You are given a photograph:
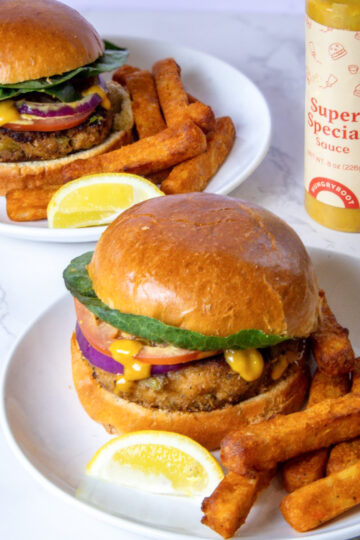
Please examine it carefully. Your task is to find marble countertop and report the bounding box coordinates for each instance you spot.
[1,10,359,540]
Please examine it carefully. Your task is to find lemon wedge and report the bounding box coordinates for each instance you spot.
[47,173,164,228]
[86,431,224,497]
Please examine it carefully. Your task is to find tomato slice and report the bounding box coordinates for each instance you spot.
[74,298,220,365]
[74,298,119,356]
[4,110,92,132]
[135,347,219,365]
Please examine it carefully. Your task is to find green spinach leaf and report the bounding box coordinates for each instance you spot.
[63,252,289,351]
[0,42,128,102]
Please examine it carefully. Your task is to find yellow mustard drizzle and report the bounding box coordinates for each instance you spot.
[0,101,20,126]
[115,376,134,393]
[82,85,111,110]
[224,349,264,382]
[109,340,151,391]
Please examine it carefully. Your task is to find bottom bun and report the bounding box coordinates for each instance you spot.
[0,129,132,195]
[71,334,310,450]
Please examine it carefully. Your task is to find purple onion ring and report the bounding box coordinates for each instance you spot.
[17,93,102,118]
[75,323,188,376]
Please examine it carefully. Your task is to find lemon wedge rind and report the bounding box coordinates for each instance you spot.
[47,172,164,229]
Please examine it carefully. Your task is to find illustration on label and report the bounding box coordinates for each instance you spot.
[320,74,338,88]
[328,42,347,60]
[305,19,360,209]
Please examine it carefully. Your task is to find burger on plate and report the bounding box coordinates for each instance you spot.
[64,193,320,449]
[0,0,133,194]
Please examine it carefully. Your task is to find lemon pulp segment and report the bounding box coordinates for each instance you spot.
[112,444,208,495]
[47,173,164,228]
[50,183,133,228]
[86,430,224,497]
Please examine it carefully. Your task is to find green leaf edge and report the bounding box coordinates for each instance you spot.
[63,252,290,351]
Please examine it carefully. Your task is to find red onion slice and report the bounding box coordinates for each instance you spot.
[152,362,186,375]
[75,324,189,376]
[17,93,102,118]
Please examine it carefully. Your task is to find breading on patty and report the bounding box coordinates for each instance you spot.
[0,106,112,162]
[88,340,306,413]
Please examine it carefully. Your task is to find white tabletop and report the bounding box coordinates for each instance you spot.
[1,9,360,540]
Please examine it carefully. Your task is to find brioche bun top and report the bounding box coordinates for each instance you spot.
[0,0,103,84]
[88,193,320,338]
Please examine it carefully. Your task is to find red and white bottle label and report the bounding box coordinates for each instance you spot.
[305,17,360,208]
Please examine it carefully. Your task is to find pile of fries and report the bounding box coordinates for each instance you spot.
[202,291,359,538]
[6,57,235,222]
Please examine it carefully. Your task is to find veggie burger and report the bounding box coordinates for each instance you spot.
[0,0,131,194]
[64,193,320,449]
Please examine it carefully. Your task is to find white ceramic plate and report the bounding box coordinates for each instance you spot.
[0,36,271,243]
[5,247,358,540]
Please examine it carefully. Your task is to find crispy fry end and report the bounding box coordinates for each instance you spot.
[351,357,360,394]
[112,64,140,86]
[281,460,360,532]
[201,471,273,538]
[282,449,328,493]
[153,57,215,132]
[327,437,360,475]
[310,291,355,376]
[307,370,350,407]
[6,186,61,221]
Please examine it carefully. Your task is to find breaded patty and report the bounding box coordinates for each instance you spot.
[0,106,112,162]
[87,340,306,413]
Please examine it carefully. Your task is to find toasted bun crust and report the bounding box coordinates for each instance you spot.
[71,334,309,450]
[89,193,320,338]
[0,0,103,84]
[0,129,132,195]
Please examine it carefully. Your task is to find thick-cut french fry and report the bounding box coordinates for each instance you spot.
[281,460,360,532]
[161,116,235,194]
[125,70,166,138]
[325,364,360,476]
[221,393,360,475]
[201,470,274,538]
[153,57,215,132]
[327,438,360,475]
[152,57,188,122]
[351,358,360,393]
[310,290,355,376]
[112,64,140,86]
[62,120,207,183]
[307,370,350,407]
[187,101,216,133]
[282,449,329,493]
[6,185,61,221]
[282,370,349,492]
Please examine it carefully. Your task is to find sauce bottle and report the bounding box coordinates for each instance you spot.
[305,0,360,232]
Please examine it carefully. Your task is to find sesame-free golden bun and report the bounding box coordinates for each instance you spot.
[88,193,320,339]
[0,0,104,84]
